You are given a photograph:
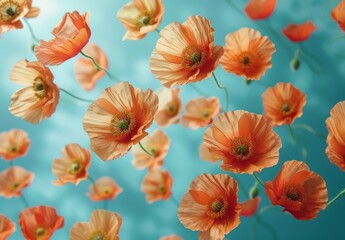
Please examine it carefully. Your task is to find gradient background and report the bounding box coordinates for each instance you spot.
[0,0,344,239]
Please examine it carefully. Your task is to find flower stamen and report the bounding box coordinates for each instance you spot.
[207,197,228,218]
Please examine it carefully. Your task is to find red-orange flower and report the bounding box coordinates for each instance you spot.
[182,96,221,129]
[141,170,173,203]
[0,129,30,161]
[326,101,345,171]
[117,0,164,40]
[240,197,260,217]
[220,27,275,81]
[52,143,91,186]
[178,174,241,240]
[150,15,224,88]
[19,205,64,240]
[0,214,16,239]
[244,0,276,20]
[83,82,158,161]
[154,88,182,127]
[0,166,34,198]
[265,160,328,220]
[282,21,316,42]
[160,235,183,240]
[332,0,345,32]
[262,82,307,126]
[88,176,123,201]
[201,110,282,174]
[35,11,91,65]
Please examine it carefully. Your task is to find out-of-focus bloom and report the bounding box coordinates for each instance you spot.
[0,129,30,161]
[220,27,275,81]
[262,82,306,126]
[154,88,182,127]
[35,11,91,65]
[141,170,173,203]
[182,96,221,129]
[282,21,316,42]
[19,205,64,239]
[326,101,345,171]
[52,143,91,186]
[244,0,276,20]
[265,160,328,220]
[178,174,241,240]
[0,166,34,198]
[74,43,108,91]
[0,214,16,239]
[201,110,282,174]
[160,235,183,240]
[240,197,260,217]
[24,0,40,18]
[88,176,123,201]
[132,129,170,171]
[332,0,345,32]
[70,210,122,240]
[83,82,158,161]
[150,15,224,88]
[117,0,164,40]
[9,59,60,124]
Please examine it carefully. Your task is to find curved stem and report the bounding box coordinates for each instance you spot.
[189,83,209,97]
[155,29,160,34]
[20,193,30,208]
[170,195,179,206]
[139,142,153,157]
[252,206,278,240]
[253,173,265,188]
[59,88,94,103]
[232,174,249,199]
[327,188,345,206]
[299,43,324,74]
[23,19,40,44]
[293,123,327,140]
[255,215,278,240]
[212,72,229,111]
[88,176,98,194]
[265,19,292,58]
[288,124,297,145]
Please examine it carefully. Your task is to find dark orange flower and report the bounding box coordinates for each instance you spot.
[88,176,123,201]
[0,214,16,239]
[282,21,316,42]
[332,0,345,32]
[35,11,91,65]
[0,129,30,161]
[201,110,282,174]
[160,235,183,240]
[220,27,275,81]
[0,166,34,198]
[245,0,276,20]
[265,160,328,220]
[141,170,173,203]
[83,82,158,161]
[178,174,241,240]
[150,15,224,88]
[19,205,64,239]
[240,197,260,217]
[262,82,306,126]
[154,88,182,127]
[326,101,345,171]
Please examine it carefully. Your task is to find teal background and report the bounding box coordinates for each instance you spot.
[0,0,344,239]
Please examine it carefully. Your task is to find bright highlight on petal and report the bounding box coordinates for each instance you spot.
[141,169,173,203]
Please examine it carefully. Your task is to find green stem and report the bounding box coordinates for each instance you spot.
[252,206,278,240]
[232,174,249,199]
[293,123,327,140]
[212,72,229,111]
[23,19,40,44]
[171,195,180,206]
[103,200,109,210]
[299,43,324,74]
[327,188,345,206]
[288,124,297,145]
[59,88,94,103]
[189,83,209,97]
[155,29,160,34]
[265,19,292,58]
[139,142,153,157]
[88,176,98,194]
[224,0,246,18]
[253,173,265,188]
[20,193,30,208]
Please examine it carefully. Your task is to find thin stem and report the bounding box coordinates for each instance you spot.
[139,142,153,157]
[327,188,345,206]
[252,206,278,240]
[224,0,246,18]
[59,88,94,103]
[170,195,179,206]
[20,193,30,208]
[265,19,292,58]
[255,215,278,240]
[155,29,160,34]
[103,200,109,210]
[189,83,209,97]
[253,173,265,188]
[293,123,327,140]
[301,145,308,162]
[232,174,249,199]
[212,72,229,111]
[23,19,40,44]
[88,176,98,194]
[288,124,296,145]
[299,43,323,74]
[258,205,277,215]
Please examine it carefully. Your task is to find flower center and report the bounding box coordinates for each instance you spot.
[68,160,82,175]
[181,45,207,70]
[88,230,108,240]
[158,184,166,194]
[0,1,20,22]
[33,77,47,99]
[165,102,178,116]
[238,52,255,69]
[110,111,136,138]
[35,228,47,238]
[207,197,228,219]
[200,108,212,120]
[281,103,293,115]
[7,145,17,153]
[230,137,253,160]
[138,14,151,27]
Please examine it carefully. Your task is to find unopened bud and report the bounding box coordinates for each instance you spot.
[290,58,300,72]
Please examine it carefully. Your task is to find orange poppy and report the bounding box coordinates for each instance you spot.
[70,210,122,240]
[9,59,60,124]
[160,235,183,240]
[117,0,164,40]
[0,166,34,198]
[262,82,307,126]
[178,174,241,240]
[35,11,91,65]
[132,129,170,171]
[282,21,316,42]
[0,214,16,239]
[88,176,123,201]
[74,43,108,91]
[201,110,282,174]
[150,15,224,88]
[83,81,158,161]
[19,205,64,240]
[265,160,328,220]
[24,0,40,18]
[154,88,182,127]
[0,129,30,161]
[244,0,276,20]
[141,170,173,203]
[220,27,275,81]
[332,0,345,32]
[52,143,91,186]
[326,101,345,171]
[240,197,260,217]
[182,96,221,129]
[0,0,27,35]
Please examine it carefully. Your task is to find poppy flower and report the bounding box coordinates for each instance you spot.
[88,176,123,201]
[83,81,158,161]
[265,160,328,220]
[24,0,40,18]
[141,170,173,203]
[201,110,282,174]
[0,166,34,198]
[117,0,164,40]
[244,0,276,20]
[182,96,221,129]
[150,15,224,88]
[34,11,91,65]
[0,0,28,35]
[282,21,316,42]
[160,235,183,240]
[240,197,260,217]
[70,210,122,240]
[0,129,30,161]
[326,101,345,171]
[52,143,91,186]
[132,129,170,171]
[331,0,345,32]
[154,88,182,127]
[262,82,307,126]
[19,205,64,239]
[9,59,60,124]
[220,27,275,81]
[178,174,241,240]
[0,214,16,239]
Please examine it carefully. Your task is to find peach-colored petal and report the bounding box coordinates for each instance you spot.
[160,234,183,240]
[244,0,276,20]
[282,21,316,42]
[0,214,16,239]
[0,166,34,198]
[0,0,29,35]
[332,0,345,32]
[88,176,123,201]
[240,197,260,216]
[141,170,173,203]
[0,129,30,161]
[154,88,182,127]
[24,0,40,18]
